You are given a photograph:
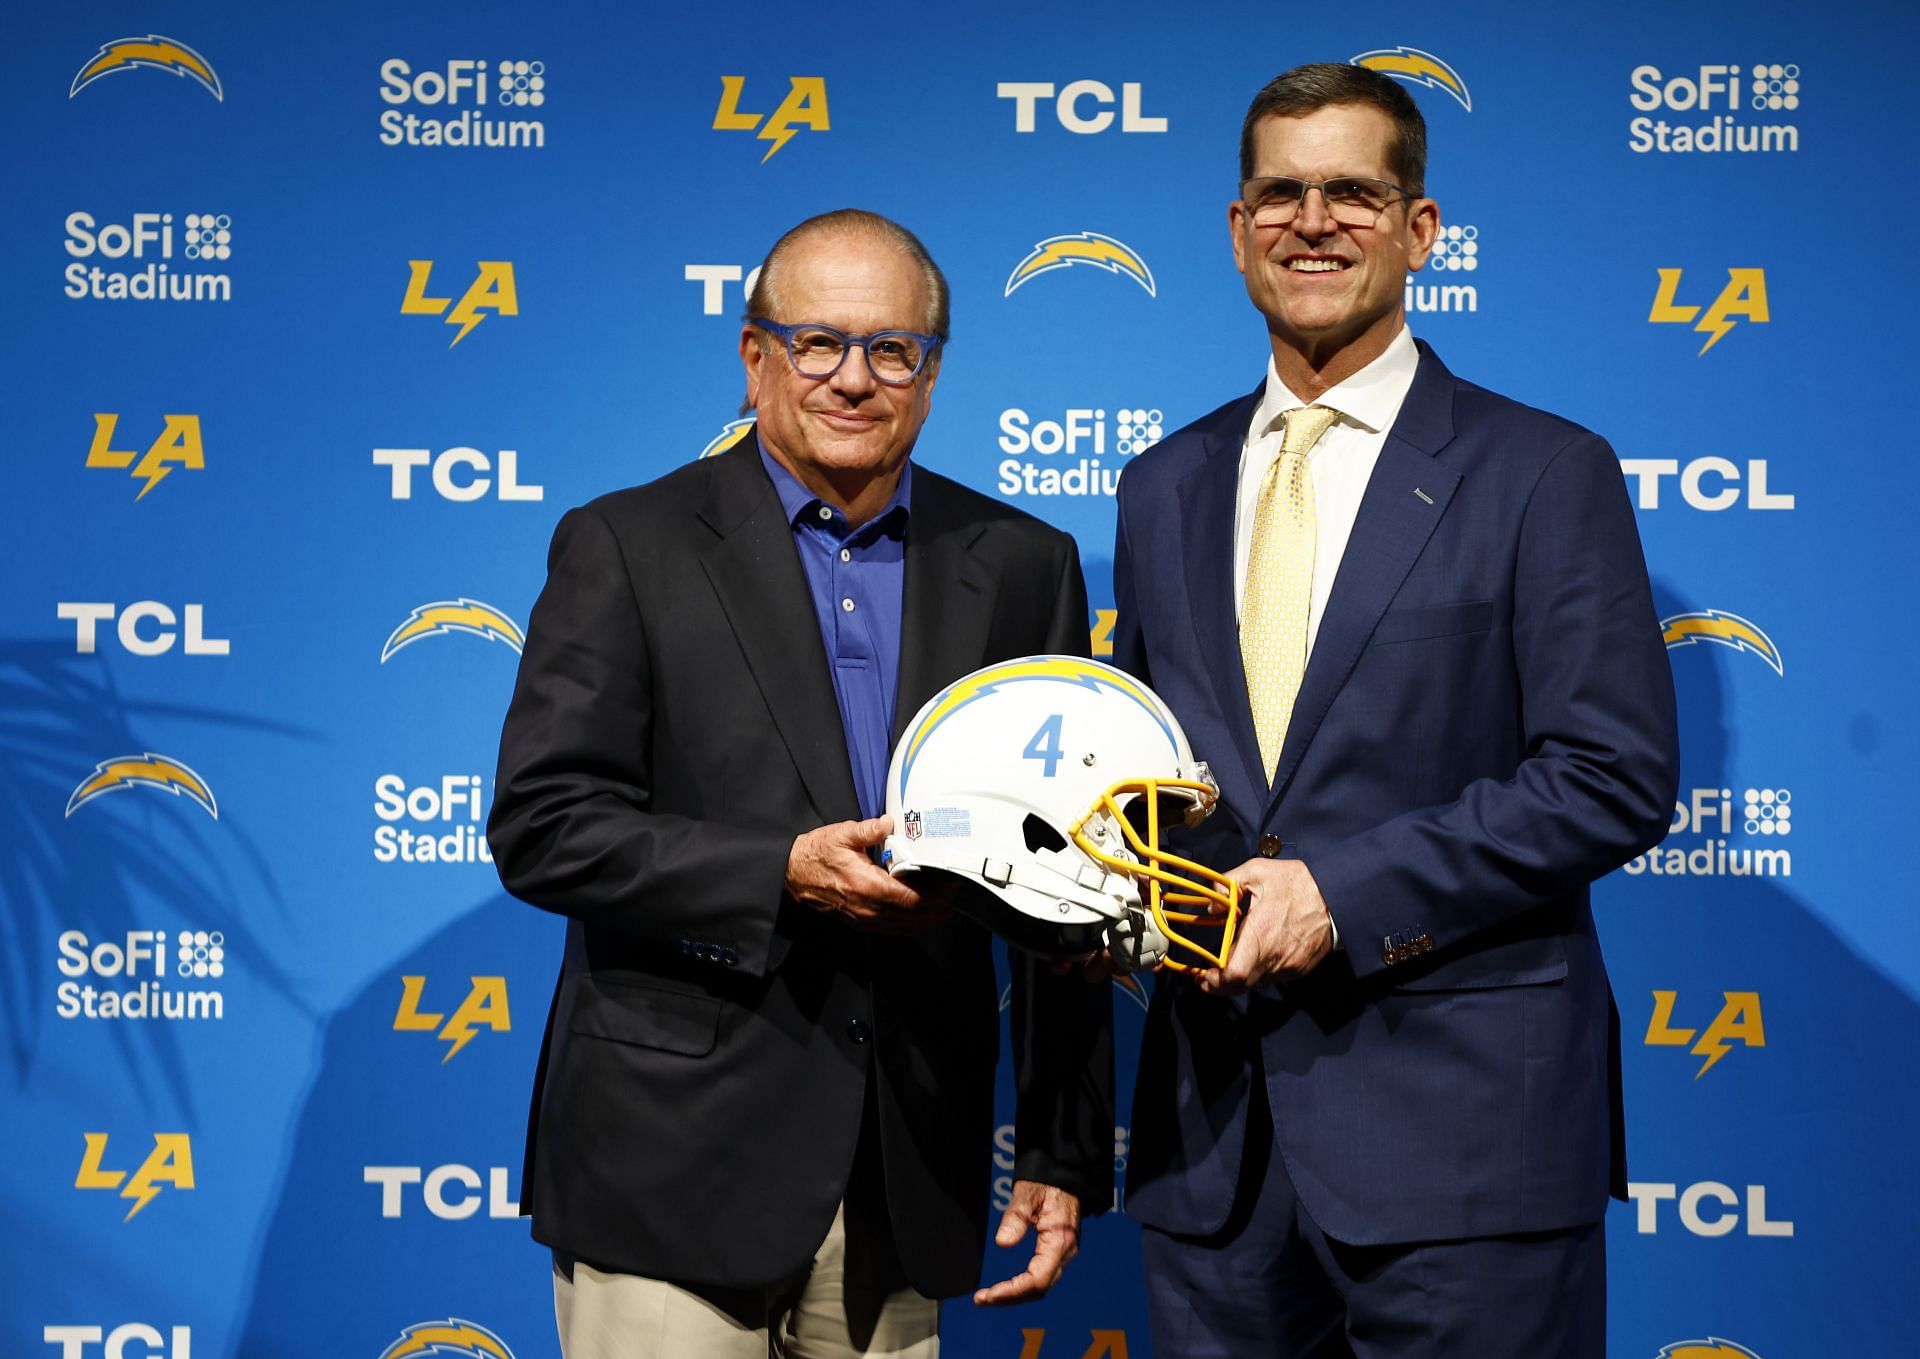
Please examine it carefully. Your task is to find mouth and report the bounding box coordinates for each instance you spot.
[1283,256,1352,274]
[810,407,882,431]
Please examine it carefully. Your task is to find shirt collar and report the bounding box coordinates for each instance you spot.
[759,439,913,537]
[1249,324,1420,440]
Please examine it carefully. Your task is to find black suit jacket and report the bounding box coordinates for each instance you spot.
[488,433,1113,1297]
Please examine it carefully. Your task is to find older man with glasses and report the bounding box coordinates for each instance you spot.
[490,208,1112,1359]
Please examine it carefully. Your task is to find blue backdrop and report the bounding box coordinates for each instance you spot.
[6,3,1917,1357]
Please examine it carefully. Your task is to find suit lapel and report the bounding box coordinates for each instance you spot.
[697,433,861,823]
[1265,345,1461,810]
[894,472,997,740]
[1178,392,1268,821]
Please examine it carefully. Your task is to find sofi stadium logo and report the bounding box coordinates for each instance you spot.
[374,774,493,865]
[64,211,232,302]
[43,1325,194,1358]
[1407,223,1480,315]
[997,405,1164,499]
[1005,234,1155,298]
[69,36,221,102]
[378,1320,517,1359]
[56,928,227,1022]
[379,58,547,148]
[1629,63,1800,154]
[1624,785,1793,879]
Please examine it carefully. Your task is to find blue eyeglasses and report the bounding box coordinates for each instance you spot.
[751,318,943,386]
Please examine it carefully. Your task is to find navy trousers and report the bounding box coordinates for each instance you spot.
[1139,1088,1605,1359]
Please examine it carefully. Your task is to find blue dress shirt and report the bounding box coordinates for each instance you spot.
[760,446,910,820]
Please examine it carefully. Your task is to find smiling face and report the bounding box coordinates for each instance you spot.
[1230,103,1439,392]
[741,230,939,524]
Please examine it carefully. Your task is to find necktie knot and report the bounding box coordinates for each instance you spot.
[1279,404,1341,458]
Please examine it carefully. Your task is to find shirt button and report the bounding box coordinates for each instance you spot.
[817,506,833,521]
[1258,834,1282,858]
[840,548,851,563]
[841,598,855,613]
[846,1018,871,1045]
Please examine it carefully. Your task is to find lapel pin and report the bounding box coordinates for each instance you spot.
[1413,487,1435,505]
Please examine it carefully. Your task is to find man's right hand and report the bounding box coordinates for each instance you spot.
[787,816,950,934]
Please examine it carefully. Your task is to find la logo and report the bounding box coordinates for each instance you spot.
[88,414,204,501]
[401,261,519,347]
[76,1133,195,1220]
[712,77,829,161]
[394,975,511,1062]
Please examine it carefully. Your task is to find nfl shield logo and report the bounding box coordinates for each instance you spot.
[904,810,922,841]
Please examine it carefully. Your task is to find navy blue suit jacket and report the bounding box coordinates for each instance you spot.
[1115,342,1678,1246]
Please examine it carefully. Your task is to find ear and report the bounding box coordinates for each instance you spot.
[1228,198,1250,275]
[1405,197,1441,273]
[740,325,765,407]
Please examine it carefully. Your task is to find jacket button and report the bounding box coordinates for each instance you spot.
[1258,834,1282,858]
[722,948,738,967]
[846,1018,871,1045]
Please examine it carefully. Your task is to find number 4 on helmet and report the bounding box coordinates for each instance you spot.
[883,655,1241,973]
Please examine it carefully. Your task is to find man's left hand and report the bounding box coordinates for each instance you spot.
[972,1179,1081,1306]
[1195,857,1334,996]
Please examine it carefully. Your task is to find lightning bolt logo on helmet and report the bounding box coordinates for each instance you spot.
[1350,46,1471,111]
[1005,233,1156,298]
[379,1319,516,1359]
[66,754,218,820]
[70,36,223,101]
[381,599,526,663]
[1660,609,1783,675]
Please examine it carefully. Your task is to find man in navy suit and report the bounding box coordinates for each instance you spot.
[1112,64,1679,1356]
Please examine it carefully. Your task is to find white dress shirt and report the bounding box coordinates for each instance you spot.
[1232,325,1421,657]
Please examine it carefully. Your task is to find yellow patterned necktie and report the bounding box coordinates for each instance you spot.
[1241,404,1341,783]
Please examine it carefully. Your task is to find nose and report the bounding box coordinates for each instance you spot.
[828,340,880,398]
[1291,185,1337,240]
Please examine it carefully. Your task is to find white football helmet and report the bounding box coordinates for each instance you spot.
[882,655,1240,972]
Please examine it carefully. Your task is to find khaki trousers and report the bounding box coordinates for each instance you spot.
[551,1201,939,1359]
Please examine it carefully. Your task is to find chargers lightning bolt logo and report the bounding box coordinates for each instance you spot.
[66,754,219,820]
[698,418,754,460]
[1005,233,1156,298]
[1351,47,1472,111]
[1660,610,1783,675]
[379,1319,516,1359]
[381,600,526,663]
[70,36,224,101]
[1656,1341,1766,1359]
